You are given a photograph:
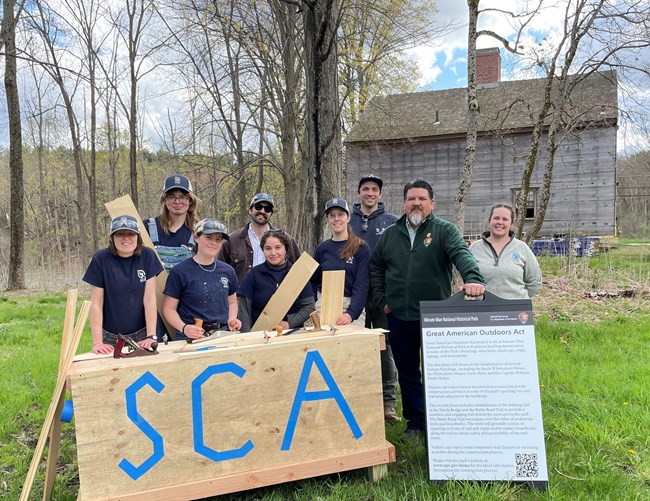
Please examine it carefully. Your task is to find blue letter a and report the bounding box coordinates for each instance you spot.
[281,350,362,451]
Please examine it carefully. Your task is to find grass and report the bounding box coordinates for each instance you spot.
[1,244,649,500]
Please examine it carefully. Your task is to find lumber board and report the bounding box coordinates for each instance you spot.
[43,290,79,501]
[104,195,174,338]
[320,270,345,325]
[77,445,395,501]
[71,332,389,500]
[251,252,318,331]
[20,300,90,501]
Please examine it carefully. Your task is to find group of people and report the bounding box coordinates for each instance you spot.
[83,173,542,437]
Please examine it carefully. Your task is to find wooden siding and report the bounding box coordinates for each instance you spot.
[345,127,616,237]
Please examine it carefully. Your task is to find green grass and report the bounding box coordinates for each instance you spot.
[1,245,649,500]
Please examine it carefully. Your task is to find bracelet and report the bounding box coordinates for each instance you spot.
[182,324,188,335]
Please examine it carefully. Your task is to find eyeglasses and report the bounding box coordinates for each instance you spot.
[361,215,369,232]
[327,212,347,220]
[254,203,273,213]
[165,194,190,202]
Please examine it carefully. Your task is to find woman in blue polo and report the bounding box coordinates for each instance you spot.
[237,230,315,332]
[82,215,163,354]
[163,218,242,340]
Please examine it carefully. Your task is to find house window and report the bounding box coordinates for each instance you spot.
[512,187,538,220]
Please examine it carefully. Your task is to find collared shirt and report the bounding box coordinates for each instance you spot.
[406,218,419,248]
[247,225,267,266]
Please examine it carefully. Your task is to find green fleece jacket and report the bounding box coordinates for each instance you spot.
[369,213,485,321]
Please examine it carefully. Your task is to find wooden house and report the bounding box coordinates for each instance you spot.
[344,48,618,237]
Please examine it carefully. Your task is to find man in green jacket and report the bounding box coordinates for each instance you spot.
[369,179,485,439]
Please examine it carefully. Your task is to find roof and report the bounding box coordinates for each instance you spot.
[345,70,618,143]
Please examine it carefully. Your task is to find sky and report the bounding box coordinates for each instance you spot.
[1,0,647,154]
[405,0,649,153]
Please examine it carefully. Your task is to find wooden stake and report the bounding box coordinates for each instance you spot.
[42,290,78,501]
[20,300,91,501]
[320,270,345,324]
[251,253,318,331]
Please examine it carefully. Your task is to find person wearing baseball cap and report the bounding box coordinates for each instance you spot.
[82,215,163,354]
[349,174,401,424]
[144,174,200,273]
[218,192,302,282]
[310,198,370,326]
[163,218,242,341]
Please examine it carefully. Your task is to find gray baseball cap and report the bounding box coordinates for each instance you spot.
[250,193,274,208]
[194,218,229,238]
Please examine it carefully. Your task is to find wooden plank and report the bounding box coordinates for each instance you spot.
[20,301,91,501]
[43,290,79,501]
[320,270,345,325]
[104,195,174,338]
[72,332,388,500]
[251,252,319,331]
[79,445,395,501]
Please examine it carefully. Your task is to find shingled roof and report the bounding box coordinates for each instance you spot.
[345,70,618,143]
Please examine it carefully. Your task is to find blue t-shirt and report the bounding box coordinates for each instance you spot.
[311,239,370,320]
[163,258,238,326]
[82,247,163,334]
[238,261,313,326]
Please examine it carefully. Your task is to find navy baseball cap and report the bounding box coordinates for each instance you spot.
[250,193,275,208]
[163,174,193,193]
[325,198,350,214]
[110,215,140,235]
[194,218,229,238]
[358,174,383,191]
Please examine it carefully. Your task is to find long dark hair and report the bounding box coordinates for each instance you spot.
[339,224,364,261]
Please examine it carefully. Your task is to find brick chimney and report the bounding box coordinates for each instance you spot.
[476,48,501,85]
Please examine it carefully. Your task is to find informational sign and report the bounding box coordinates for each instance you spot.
[420,292,548,489]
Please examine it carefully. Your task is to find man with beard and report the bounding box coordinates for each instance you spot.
[369,179,485,439]
[219,193,301,282]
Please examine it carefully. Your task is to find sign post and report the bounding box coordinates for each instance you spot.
[420,292,548,489]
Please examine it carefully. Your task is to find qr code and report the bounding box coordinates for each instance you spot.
[515,453,539,477]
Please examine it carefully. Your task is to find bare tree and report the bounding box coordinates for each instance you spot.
[456,0,538,233]
[512,0,650,240]
[2,0,26,289]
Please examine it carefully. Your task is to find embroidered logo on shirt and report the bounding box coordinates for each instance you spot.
[423,233,432,247]
[511,252,521,262]
[346,256,354,264]
[220,277,229,288]
[137,270,147,282]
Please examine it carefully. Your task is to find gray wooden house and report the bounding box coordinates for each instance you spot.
[344,49,618,237]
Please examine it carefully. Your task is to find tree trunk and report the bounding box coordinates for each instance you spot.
[3,0,26,289]
[455,0,480,234]
[301,0,343,253]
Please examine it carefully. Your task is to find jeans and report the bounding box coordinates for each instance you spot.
[102,327,147,346]
[386,313,425,431]
[366,300,398,407]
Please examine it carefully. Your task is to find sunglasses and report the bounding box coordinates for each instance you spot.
[254,203,273,213]
[361,215,369,232]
